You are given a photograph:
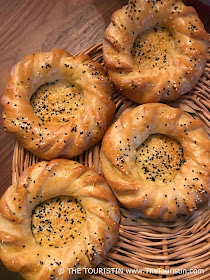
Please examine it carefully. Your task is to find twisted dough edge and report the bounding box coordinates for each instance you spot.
[2,49,115,160]
[101,103,210,220]
[103,0,209,103]
[0,159,120,280]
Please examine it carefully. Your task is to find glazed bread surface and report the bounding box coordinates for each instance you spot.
[2,49,115,160]
[101,103,210,220]
[0,159,120,279]
[103,0,209,103]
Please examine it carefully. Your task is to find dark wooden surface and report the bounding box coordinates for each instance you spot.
[0,0,209,279]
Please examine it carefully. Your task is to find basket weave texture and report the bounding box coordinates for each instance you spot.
[12,42,210,280]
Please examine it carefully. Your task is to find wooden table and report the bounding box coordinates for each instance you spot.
[0,0,209,279]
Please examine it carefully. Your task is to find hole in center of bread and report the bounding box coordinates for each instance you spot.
[31,196,86,248]
[136,134,184,183]
[30,80,84,123]
[132,26,175,69]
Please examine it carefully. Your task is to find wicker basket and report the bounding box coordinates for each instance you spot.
[10,42,210,280]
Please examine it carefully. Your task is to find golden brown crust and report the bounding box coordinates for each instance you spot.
[100,103,210,220]
[1,49,115,160]
[103,0,209,103]
[0,159,120,279]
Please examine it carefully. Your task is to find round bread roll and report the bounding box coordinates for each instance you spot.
[2,49,115,160]
[100,103,210,220]
[103,0,209,103]
[0,159,120,280]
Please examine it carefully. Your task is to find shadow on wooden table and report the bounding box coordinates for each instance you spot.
[0,260,23,280]
[92,0,128,28]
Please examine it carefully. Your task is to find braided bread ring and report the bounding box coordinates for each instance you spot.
[2,49,115,160]
[101,103,210,220]
[103,0,209,103]
[0,159,120,279]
